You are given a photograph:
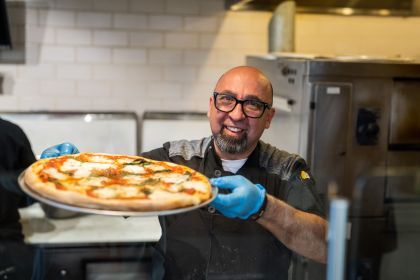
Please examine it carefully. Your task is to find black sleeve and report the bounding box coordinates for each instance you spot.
[0,121,36,205]
[140,142,171,161]
[18,129,36,169]
[284,158,326,217]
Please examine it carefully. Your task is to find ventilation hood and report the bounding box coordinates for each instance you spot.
[226,0,418,15]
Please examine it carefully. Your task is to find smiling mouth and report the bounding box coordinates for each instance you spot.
[224,126,245,134]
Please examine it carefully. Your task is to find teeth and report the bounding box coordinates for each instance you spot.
[226,126,242,132]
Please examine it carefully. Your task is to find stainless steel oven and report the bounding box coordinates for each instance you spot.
[247,54,420,280]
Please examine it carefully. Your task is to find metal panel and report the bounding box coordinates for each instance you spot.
[308,60,420,78]
[389,79,420,149]
[386,153,420,201]
[347,78,392,216]
[225,0,414,13]
[308,83,352,196]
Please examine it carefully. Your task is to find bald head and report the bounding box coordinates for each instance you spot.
[215,66,273,104]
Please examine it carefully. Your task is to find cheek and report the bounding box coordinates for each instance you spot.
[209,109,224,131]
[247,120,267,138]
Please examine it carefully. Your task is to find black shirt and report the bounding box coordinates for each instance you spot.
[0,118,36,241]
[142,137,325,280]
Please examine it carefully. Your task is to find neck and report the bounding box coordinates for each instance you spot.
[213,140,257,160]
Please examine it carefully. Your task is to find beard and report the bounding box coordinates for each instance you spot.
[214,128,248,154]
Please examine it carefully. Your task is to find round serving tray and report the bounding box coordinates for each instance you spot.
[18,171,217,217]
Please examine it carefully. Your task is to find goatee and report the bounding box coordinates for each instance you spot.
[214,129,247,154]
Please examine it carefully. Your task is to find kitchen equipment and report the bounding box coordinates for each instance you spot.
[247,54,420,279]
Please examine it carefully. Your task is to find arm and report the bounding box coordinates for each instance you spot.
[211,175,328,264]
[0,128,36,198]
[257,194,327,263]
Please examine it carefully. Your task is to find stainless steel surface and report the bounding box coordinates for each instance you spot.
[19,171,218,217]
[389,80,420,148]
[307,59,420,77]
[386,152,420,201]
[143,111,207,121]
[247,54,420,205]
[268,1,295,53]
[225,0,420,16]
[308,83,352,198]
[247,54,420,280]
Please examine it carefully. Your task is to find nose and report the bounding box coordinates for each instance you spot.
[229,103,246,121]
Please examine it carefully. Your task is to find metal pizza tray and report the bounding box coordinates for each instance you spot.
[18,171,218,217]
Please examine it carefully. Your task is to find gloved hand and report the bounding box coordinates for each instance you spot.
[40,142,80,159]
[210,175,266,219]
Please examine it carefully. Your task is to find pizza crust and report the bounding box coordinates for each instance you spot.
[23,153,213,212]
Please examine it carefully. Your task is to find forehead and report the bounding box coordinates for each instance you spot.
[215,69,271,101]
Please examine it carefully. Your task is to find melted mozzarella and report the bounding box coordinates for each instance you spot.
[147,164,167,171]
[124,175,147,184]
[122,165,146,174]
[118,186,140,197]
[158,173,189,184]
[92,187,117,199]
[44,168,67,180]
[80,177,108,187]
[116,158,135,164]
[72,162,114,178]
[73,168,91,178]
[182,181,209,193]
[89,155,114,163]
[167,184,183,192]
[82,162,113,170]
[61,159,82,172]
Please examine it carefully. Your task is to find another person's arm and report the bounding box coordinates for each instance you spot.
[0,128,36,199]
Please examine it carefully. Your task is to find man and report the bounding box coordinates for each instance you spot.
[42,66,327,279]
[0,118,37,280]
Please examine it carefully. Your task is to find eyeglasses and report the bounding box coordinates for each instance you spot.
[213,92,272,119]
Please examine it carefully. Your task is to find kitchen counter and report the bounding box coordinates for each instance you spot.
[19,203,162,245]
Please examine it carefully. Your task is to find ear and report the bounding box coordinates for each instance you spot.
[264,108,275,129]
[207,95,213,118]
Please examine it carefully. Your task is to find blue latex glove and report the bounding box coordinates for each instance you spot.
[210,175,266,219]
[40,142,79,159]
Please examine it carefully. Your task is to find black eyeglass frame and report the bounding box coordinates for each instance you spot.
[213,92,272,119]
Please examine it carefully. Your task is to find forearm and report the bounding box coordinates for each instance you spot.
[257,194,328,263]
[0,170,25,196]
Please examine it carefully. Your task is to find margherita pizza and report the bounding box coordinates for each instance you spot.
[23,153,213,212]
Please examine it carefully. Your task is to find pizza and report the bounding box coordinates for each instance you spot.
[23,153,213,212]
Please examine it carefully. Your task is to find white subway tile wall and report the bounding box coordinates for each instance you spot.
[2,0,420,114]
